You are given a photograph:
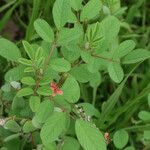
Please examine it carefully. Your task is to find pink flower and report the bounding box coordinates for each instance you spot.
[50,82,63,97]
[104,132,111,144]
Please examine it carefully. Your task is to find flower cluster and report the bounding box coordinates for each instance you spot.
[50,82,63,97]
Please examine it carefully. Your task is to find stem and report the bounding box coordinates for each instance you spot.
[92,87,97,106]
[34,42,56,93]
[43,43,56,73]
[92,53,120,63]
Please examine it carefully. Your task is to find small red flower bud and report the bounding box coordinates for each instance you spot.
[104,132,111,144]
[50,82,63,97]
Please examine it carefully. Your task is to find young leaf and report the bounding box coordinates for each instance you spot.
[29,96,40,112]
[4,120,21,133]
[108,62,124,83]
[122,49,150,64]
[113,129,129,149]
[34,19,54,42]
[17,88,34,97]
[49,58,71,72]
[37,85,52,96]
[35,100,54,123]
[0,38,21,61]
[62,75,80,103]
[18,58,33,66]
[21,77,36,86]
[24,67,35,73]
[23,121,36,133]
[22,41,34,59]
[117,40,136,58]
[40,112,69,144]
[75,119,107,150]
[80,0,102,21]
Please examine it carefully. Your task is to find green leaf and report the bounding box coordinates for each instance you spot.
[138,111,150,121]
[23,121,36,133]
[4,120,21,133]
[37,85,52,96]
[52,0,76,29]
[62,75,80,103]
[29,96,40,112]
[144,130,150,140]
[97,64,139,126]
[61,137,80,150]
[78,103,100,118]
[75,119,106,150]
[4,133,22,142]
[40,112,69,144]
[35,100,54,123]
[97,16,120,52]
[89,72,102,88]
[22,41,34,59]
[122,49,150,64]
[5,65,25,82]
[80,0,102,21]
[17,88,34,97]
[34,19,54,42]
[117,40,135,58]
[0,38,21,61]
[24,67,34,73]
[124,146,135,150]
[21,77,36,86]
[49,58,71,72]
[61,43,80,62]
[71,64,91,83]
[69,0,82,11]
[108,62,124,83]
[113,129,129,149]
[148,93,150,107]
[58,26,83,46]
[18,58,33,66]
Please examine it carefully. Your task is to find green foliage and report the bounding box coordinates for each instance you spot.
[113,129,129,149]
[34,19,54,42]
[0,38,21,61]
[75,119,106,150]
[0,0,150,149]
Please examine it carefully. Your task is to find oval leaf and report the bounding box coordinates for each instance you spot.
[80,0,102,21]
[29,96,41,112]
[122,49,150,64]
[108,62,124,83]
[35,100,54,123]
[4,120,21,133]
[0,38,21,61]
[113,129,129,149]
[40,112,69,144]
[50,58,71,72]
[75,119,107,150]
[62,75,80,103]
[17,87,34,97]
[34,19,54,42]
